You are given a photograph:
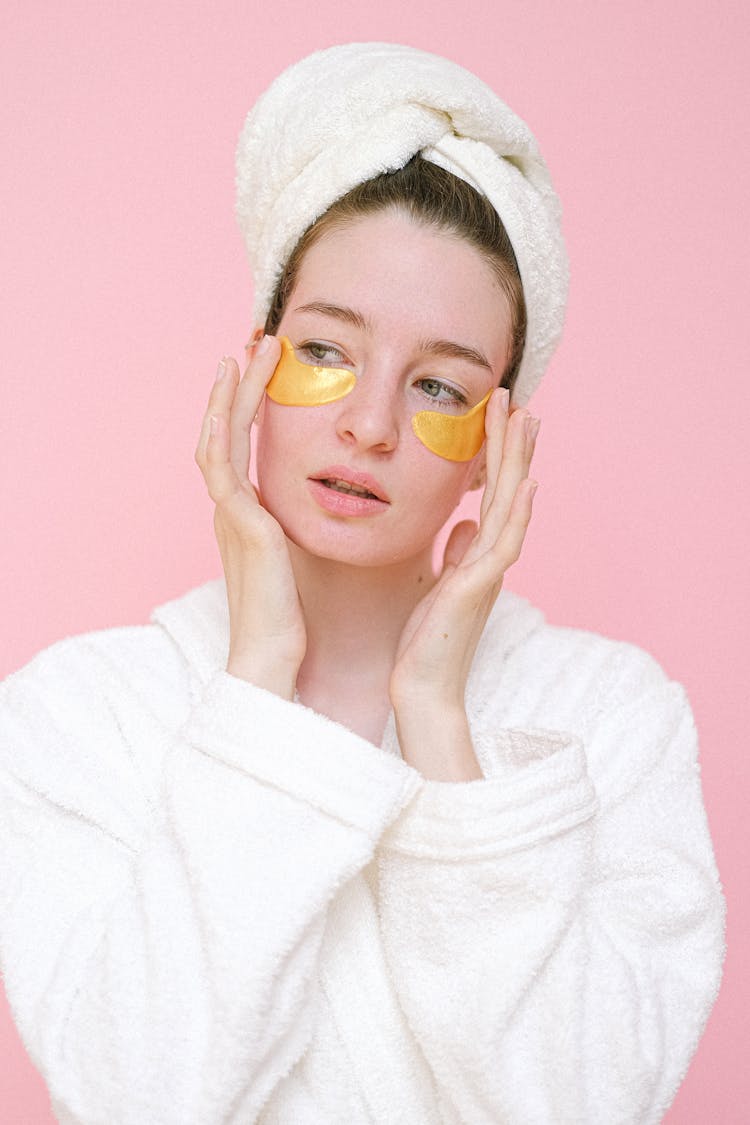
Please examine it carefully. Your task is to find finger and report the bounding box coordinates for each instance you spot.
[479,477,538,580]
[443,519,478,570]
[202,408,251,505]
[195,357,239,470]
[196,357,253,506]
[476,407,532,546]
[230,334,282,484]
[526,415,540,467]
[479,388,509,521]
[245,326,264,362]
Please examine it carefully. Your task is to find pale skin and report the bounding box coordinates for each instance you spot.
[194,210,540,781]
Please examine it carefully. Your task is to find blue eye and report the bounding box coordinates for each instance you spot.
[416,378,468,407]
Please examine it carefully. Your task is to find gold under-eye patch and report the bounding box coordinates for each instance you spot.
[265,336,491,462]
[411,390,492,462]
[265,336,356,405]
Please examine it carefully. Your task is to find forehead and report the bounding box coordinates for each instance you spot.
[288,210,512,361]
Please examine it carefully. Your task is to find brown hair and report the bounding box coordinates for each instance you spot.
[263,154,527,395]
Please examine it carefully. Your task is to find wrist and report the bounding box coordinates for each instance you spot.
[392,696,483,782]
[226,653,298,701]
[389,671,462,714]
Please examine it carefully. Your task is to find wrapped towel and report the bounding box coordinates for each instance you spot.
[235,42,569,406]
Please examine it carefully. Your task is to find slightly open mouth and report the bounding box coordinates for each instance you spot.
[321,478,378,499]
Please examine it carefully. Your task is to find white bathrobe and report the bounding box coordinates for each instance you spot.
[0,578,725,1124]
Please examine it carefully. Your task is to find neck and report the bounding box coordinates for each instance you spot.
[289,540,436,685]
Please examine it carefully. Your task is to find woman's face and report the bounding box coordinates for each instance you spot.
[255,209,513,569]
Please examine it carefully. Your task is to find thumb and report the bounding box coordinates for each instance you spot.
[442,519,478,571]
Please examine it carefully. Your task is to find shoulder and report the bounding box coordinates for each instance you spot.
[471,595,700,811]
[1,618,191,734]
[523,616,674,705]
[1,576,228,718]
[475,589,676,714]
[473,591,693,754]
[0,583,218,846]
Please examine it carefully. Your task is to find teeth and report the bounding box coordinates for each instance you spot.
[324,478,375,497]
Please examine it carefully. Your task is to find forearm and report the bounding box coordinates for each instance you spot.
[1,649,421,1125]
[381,665,725,1123]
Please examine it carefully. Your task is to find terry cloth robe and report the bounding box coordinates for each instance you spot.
[0,578,725,1124]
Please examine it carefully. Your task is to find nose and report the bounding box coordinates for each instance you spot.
[334,365,399,454]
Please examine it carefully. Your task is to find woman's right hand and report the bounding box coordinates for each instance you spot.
[195,334,306,699]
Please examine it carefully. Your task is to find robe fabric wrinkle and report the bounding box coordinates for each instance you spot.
[0,578,726,1124]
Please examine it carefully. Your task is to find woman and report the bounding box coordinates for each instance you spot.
[0,43,725,1124]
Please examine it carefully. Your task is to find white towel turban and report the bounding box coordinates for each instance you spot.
[235,42,569,406]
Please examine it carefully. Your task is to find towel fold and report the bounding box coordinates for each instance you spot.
[235,42,569,406]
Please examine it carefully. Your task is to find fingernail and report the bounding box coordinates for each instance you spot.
[215,358,227,382]
[529,417,541,439]
[256,334,271,355]
[498,387,509,411]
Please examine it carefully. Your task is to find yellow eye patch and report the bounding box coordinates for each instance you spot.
[265,336,490,462]
[265,336,356,405]
[412,389,492,462]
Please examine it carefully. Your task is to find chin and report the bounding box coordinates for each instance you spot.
[283,518,432,570]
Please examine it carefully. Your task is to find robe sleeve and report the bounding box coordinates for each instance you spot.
[0,628,420,1125]
[376,648,726,1124]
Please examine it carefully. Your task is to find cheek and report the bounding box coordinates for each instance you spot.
[255,401,316,477]
[400,436,480,510]
[255,399,479,511]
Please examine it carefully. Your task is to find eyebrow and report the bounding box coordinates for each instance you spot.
[293,301,370,332]
[418,337,493,372]
[292,301,493,372]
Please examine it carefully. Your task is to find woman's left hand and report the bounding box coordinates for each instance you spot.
[389,392,539,773]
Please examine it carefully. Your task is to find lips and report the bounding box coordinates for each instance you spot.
[309,465,391,503]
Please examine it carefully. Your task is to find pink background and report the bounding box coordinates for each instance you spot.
[2,1,747,1120]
